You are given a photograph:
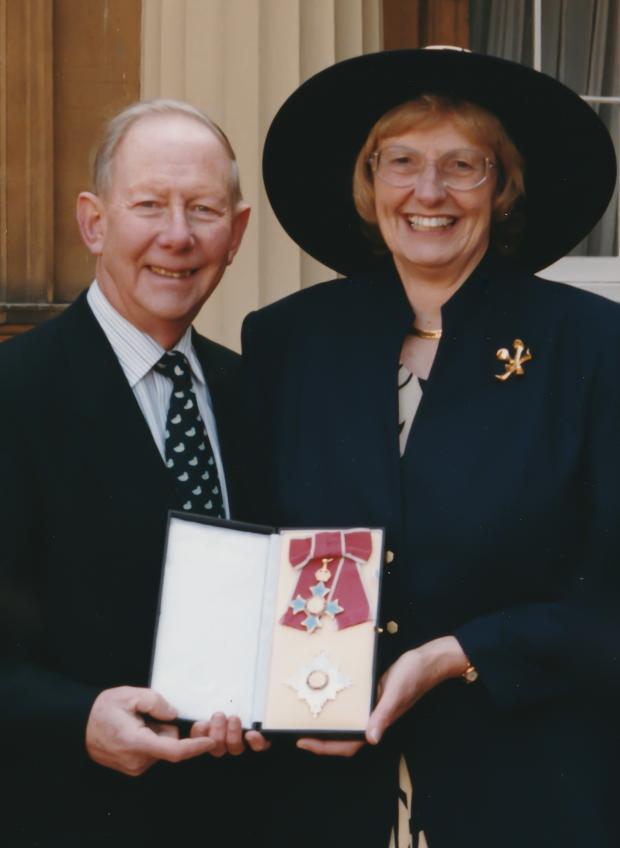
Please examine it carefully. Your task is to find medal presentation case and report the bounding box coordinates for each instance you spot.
[150,513,384,735]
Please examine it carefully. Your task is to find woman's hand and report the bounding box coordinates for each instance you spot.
[366,635,469,745]
[296,737,366,757]
[295,636,469,756]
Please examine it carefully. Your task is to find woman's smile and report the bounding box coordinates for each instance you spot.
[405,214,457,231]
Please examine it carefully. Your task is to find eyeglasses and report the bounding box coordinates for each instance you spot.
[368,145,496,191]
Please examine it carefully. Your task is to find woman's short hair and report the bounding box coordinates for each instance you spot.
[92,98,243,205]
[353,94,525,255]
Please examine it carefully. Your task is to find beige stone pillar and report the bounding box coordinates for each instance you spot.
[141,0,382,349]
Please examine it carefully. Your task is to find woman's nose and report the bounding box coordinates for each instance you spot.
[413,162,448,203]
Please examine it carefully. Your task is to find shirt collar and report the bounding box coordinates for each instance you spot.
[87,280,205,388]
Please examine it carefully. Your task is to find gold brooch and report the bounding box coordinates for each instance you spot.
[495,338,532,381]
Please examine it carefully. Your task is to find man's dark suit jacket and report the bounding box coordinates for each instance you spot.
[0,293,256,846]
[242,255,620,848]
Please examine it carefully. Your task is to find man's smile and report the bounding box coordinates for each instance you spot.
[148,265,196,279]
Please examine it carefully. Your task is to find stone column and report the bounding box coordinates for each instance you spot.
[142,0,382,348]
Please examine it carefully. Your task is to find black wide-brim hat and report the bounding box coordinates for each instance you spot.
[263,48,617,275]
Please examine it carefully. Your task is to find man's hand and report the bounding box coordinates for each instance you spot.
[86,686,216,776]
[190,716,272,756]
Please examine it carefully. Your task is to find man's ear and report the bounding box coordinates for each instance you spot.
[226,204,251,265]
[76,192,106,256]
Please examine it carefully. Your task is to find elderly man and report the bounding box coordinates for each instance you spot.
[0,100,260,847]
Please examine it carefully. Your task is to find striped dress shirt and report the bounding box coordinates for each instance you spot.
[87,280,230,517]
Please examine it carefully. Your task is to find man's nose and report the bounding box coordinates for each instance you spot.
[413,162,447,203]
[158,207,194,249]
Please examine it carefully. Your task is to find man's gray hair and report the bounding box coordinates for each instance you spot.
[92,98,243,204]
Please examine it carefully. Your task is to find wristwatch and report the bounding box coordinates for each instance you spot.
[461,661,479,684]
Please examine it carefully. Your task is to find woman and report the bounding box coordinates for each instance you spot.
[243,48,620,847]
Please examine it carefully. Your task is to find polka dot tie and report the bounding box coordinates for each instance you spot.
[154,350,225,517]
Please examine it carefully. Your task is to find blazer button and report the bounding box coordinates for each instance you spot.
[386,620,399,635]
[385,550,395,564]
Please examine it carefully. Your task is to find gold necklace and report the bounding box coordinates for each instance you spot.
[409,325,442,340]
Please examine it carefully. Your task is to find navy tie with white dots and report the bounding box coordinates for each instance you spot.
[154,350,225,517]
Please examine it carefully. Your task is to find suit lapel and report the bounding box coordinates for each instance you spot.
[277,270,410,532]
[58,294,173,512]
[346,271,412,529]
[192,331,242,515]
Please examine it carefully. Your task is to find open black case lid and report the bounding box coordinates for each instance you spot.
[150,512,385,737]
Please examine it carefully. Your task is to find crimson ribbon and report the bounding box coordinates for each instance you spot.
[281,530,373,631]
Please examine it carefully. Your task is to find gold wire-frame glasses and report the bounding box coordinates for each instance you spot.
[368,145,496,191]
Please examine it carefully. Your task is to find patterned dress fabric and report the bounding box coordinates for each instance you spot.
[154,350,225,517]
[398,364,424,456]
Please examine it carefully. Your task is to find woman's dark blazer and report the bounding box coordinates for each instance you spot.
[242,254,620,847]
